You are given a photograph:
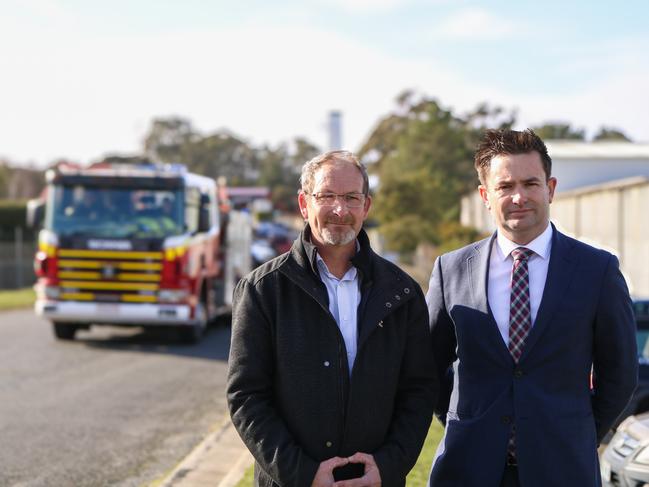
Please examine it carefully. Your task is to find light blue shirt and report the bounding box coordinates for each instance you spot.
[316,252,361,375]
[488,223,553,346]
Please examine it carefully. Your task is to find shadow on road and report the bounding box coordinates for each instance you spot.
[71,318,231,362]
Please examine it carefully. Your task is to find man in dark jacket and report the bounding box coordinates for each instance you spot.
[227,150,437,487]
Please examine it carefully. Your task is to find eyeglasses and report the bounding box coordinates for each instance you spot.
[310,192,366,208]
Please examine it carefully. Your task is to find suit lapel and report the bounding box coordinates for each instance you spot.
[468,234,513,363]
[519,226,577,362]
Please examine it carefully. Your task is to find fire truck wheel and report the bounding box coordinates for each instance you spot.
[179,303,207,344]
[52,322,78,340]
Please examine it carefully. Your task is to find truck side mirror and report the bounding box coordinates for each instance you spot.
[197,194,211,232]
[27,199,45,229]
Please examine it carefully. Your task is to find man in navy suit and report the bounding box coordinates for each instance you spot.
[426,129,638,486]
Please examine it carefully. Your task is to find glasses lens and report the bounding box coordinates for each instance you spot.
[312,193,364,207]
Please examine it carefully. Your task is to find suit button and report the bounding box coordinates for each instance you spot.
[514,369,524,378]
[501,415,512,424]
[325,441,332,447]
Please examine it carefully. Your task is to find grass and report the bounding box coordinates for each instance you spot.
[406,419,444,485]
[0,287,35,310]
[234,419,443,487]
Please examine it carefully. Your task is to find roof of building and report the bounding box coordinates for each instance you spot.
[546,141,649,159]
[554,175,649,199]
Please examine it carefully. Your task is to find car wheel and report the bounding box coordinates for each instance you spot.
[178,302,207,344]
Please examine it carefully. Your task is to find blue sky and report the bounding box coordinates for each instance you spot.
[1,0,647,166]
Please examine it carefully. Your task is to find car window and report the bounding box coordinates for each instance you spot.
[635,302,649,362]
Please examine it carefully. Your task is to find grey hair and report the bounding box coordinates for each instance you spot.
[299,150,369,195]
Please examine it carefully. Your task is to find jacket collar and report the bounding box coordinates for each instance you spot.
[293,223,374,282]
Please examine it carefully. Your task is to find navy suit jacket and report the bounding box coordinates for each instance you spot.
[426,226,638,487]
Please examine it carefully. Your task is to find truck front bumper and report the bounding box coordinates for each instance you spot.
[35,300,198,326]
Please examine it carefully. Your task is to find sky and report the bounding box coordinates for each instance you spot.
[1,0,648,167]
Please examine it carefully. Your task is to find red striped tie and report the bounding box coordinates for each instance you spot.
[508,247,534,362]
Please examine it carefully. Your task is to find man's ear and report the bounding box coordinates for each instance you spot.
[298,191,309,220]
[478,185,490,209]
[547,177,557,203]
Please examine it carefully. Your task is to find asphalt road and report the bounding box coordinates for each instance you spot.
[0,308,231,487]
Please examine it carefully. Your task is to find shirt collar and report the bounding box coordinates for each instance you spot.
[315,241,360,281]
[495,222,553,261]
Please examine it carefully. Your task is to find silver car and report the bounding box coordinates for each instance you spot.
[601,414,649,486]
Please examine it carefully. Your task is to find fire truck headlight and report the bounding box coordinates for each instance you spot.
[159,289,189,303]
[44,286,60,299]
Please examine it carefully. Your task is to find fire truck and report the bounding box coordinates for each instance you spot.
[28,162,249,342]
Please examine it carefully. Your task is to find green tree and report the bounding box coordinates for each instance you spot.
[359,92,513,254]
[256,138,321,213]
[143,117,197,163]
[531,123,585,140]
[181,131,259,185]
[0,161,11,199]
[141,117,320,215]
[593,127,631,141]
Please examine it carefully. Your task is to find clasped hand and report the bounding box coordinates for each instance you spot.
[311,452,381,487]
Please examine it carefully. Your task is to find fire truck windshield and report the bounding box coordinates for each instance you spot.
[47,185,185,238]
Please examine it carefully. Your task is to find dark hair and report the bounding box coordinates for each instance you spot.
[300,150,369,196]
[474,129,552,185]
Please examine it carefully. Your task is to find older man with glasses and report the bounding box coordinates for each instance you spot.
[227,150,438,487]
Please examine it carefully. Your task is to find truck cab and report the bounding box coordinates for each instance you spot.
[32,162,228,342]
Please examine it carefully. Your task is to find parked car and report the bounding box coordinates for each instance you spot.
[599,300,649,486]
[613,300,649,425]
[601,414,649,486]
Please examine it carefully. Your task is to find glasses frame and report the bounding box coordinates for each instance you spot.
[309,192,367,208]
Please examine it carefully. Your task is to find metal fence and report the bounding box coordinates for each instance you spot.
[0,228,36,290]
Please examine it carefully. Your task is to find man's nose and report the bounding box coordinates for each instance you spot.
[511,189,527,205]
[331,200,347,214]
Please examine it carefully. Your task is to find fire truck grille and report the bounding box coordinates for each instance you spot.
[56,249,163,303]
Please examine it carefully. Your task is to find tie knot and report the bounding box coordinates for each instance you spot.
[511,247,534,262]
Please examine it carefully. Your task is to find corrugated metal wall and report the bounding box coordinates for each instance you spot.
[460,177,649,297]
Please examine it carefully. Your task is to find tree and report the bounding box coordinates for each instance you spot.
[180,131,259,185]
[359,92,514,254]
[0,161,10,199]
[593,127,631,142]
[256,138,321,213]
[143,117,197,163]
[531,123,585,140]
[140,118,320,215]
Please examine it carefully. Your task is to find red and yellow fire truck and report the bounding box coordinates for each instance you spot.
[29,162,244,342]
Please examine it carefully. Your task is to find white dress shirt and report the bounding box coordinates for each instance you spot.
[488,223,553,346]
[316,252,361,374]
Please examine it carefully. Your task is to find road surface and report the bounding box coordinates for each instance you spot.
[0,308,231,486]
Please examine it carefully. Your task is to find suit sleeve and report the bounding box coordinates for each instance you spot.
[226,278,319,487]
[371,283,439,486]
[591,254,638,441]
[426,255,458,425]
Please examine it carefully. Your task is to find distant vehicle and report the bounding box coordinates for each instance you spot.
[28,162,248,342]
[601,413,649,486]
[612,300,649,424]
[250,239,277,267]
[254,221,296,255]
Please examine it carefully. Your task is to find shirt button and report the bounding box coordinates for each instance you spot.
[501,415,512,424]
[324,361,330,367]
[385,302,392,308]
[403,287,410,294]
[395,295,401,300]
[325,441,332,447]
